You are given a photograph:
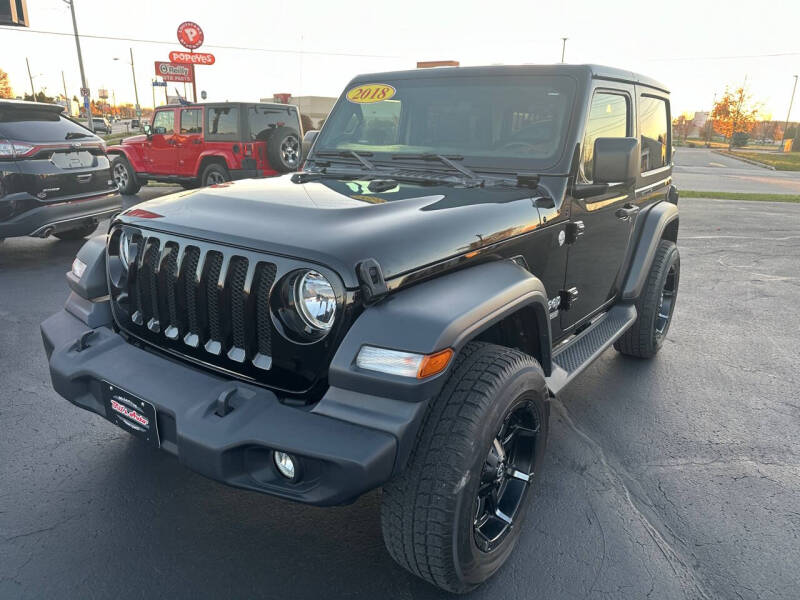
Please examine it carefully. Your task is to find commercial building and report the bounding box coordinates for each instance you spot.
[262,95,337,129]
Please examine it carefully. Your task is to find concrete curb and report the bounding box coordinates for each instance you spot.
[712,150,776,170]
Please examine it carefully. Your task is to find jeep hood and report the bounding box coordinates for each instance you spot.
[118,175,556,289]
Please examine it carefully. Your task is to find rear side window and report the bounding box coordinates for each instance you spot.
[207,107,239,139]
[0,108,95,143]
[152,110,174,135]
[180,109,202,134]
[248,106,298,140]
[581,92,629,181]
[639,95,669,172]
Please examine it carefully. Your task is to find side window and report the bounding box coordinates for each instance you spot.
[639,95,669,172]
[180,109,202,134]
[581,92,629,181]
[152,110,174,135]
[207,107,239,138]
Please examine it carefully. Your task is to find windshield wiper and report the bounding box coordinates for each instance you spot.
[314,149,374,170]
[65,132,93,140]
[391,153,478,180]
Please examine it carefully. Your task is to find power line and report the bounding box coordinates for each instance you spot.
[0,25,402,59]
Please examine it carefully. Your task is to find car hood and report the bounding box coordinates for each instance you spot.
[117,174,554,289]
[118,134,147,145]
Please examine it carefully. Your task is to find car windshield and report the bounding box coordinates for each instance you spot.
[313,74,576,171]
[0,108,94,142]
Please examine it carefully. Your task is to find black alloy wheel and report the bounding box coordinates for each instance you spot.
[473,399,540,552]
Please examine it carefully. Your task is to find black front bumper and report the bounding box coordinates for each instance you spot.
[0,190,121,238]
[41,308,399,506]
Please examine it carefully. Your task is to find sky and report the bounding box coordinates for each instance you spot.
[1,0,799,120]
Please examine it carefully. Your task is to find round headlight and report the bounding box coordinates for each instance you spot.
[294,270,336,331]
[119,229,134,270]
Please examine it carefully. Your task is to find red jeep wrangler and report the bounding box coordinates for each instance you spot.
[108,102,301,194]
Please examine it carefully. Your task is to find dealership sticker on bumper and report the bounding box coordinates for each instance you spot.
[103,382,160,448]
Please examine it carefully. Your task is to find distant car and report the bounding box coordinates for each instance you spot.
[81,117,111,134]
[0,100,120,241]
[107,101,301,193]
[130,118,140,128]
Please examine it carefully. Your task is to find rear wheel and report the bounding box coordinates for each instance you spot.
[201,163,229,187]
[614,239,680,358]
[380,342,549,593]
[111,156,141,195]
[54,222,98,241]
[266,127,301,172]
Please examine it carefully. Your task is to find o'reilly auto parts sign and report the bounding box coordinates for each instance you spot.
[154,62,194,83]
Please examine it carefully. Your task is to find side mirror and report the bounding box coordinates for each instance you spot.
[142,123,152,138]
[302,130,319,159]
[592,137,638,185]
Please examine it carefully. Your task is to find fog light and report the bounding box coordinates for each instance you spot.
[274,451,297,480]
[71,258,87,279]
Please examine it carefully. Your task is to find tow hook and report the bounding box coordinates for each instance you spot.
[70,329,96,352]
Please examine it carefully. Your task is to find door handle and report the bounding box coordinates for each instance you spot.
[192,139,202,144]
[167,139,176,146]
[615,203,640,221]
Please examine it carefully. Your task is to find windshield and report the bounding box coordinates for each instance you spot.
[314,74,576,171]
[0,108,95,142]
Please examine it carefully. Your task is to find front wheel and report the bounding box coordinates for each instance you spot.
[111,156,141,195]
[614,239,680,358]
[380,342,549,594]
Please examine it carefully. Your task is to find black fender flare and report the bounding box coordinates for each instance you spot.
[621,200,679,300]
[327,259,552,404]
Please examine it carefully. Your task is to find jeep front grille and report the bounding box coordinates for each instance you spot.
[107,227,343,395]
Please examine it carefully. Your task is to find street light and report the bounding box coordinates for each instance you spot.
[113,49,141,124]
[560,37,568,63]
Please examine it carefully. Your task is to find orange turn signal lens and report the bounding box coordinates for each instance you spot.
[417,348,454,379]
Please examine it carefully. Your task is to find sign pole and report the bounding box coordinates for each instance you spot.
[191,51,197,102]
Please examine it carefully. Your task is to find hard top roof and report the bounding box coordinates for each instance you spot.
[348,64,669,94]
[155,101,298,110]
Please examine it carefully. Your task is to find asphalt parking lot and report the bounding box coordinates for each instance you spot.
[673,147,800,194]
[1,189,798,599]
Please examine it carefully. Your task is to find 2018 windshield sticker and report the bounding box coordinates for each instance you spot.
[346,83,396,104]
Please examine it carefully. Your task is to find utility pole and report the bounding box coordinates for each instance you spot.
[66,0,93,131]
[61,71,68,101]
[129,47,141,119]
[781,74,798,145]
[26,57,35,99]
[560,37,568,63]
[151,78,156,111]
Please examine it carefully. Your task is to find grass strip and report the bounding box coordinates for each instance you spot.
[681,190,800,203]
[727,151,800,171]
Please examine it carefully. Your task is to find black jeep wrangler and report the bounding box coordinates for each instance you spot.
[41,65,679,593]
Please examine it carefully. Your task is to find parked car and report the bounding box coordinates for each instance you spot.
[0,99,120,241]
[42,65,679,593]
[107,102,302,193]
[81,116,112,134]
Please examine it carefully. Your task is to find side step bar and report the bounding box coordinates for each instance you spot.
[546,304,637,395]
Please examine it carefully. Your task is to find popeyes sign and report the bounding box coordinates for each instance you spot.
[169,50,215,65]
[177,21,204,50]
